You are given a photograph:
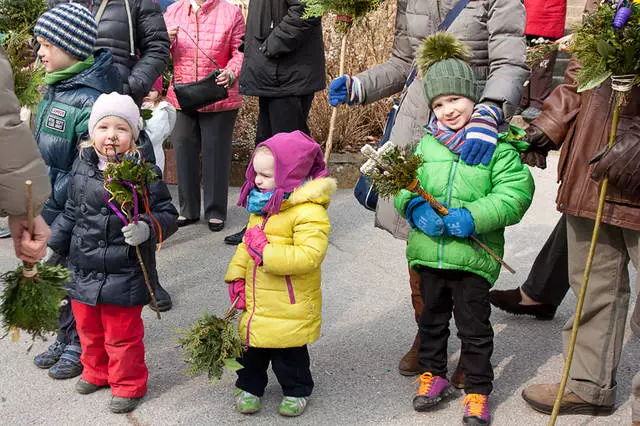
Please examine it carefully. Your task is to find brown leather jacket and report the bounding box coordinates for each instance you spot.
[532,58,640,231]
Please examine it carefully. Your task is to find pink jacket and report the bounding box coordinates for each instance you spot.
[164,0,245,112]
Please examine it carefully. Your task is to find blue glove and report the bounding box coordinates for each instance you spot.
[405,197,444,237]
[328,75,362,107]
[442,208,476,238]
[462,104,502,166]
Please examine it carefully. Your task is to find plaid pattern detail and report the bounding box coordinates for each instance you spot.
[34,3,97,60]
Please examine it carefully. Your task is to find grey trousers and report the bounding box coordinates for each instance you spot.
[172,109,238,221]
[564,215,640,408]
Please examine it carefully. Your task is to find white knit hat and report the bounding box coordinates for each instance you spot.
[88,92,141,140]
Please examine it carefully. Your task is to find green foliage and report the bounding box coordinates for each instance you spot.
[570,1,640,91]
[417,33,470,75]
[0,0,46,33]
[176,310,245,384]
[526,42,559,68]
[1,29,44,109]
[104,151,158,218]
[1,264,69,340]
[300,0,382,28]
[363,144,424,199]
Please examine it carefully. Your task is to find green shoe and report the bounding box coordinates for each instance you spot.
[278,396,308,417]
[234,388,260,414]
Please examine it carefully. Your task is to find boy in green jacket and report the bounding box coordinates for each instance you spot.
[394,34,534,425]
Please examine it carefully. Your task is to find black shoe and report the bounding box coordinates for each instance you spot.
[150,283,172,312]
[224,227,246,245]
[34,340,67,369]
[208,220,225,232]
[176,217,199,227]
[489,288,557,320]
[109,396,143,413]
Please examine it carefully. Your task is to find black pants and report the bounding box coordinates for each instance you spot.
[255,94,315,144]
[521,214,570,307]
[417,266,493,395]
[236,346,314,397]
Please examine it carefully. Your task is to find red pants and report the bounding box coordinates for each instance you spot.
[72,301,147,398]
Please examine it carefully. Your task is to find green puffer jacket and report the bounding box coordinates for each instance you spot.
[394,133,534,284]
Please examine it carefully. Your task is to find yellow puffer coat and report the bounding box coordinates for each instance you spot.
[225,177,336,348]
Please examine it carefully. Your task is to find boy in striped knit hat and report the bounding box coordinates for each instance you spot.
[31,2,121,382]
[394,33,534,425]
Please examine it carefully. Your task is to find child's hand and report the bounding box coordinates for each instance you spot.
[442,208,476,238]
[244,226,269,265]
[405,198,444,237]
[122,222,150,246]
[228,279,246,310]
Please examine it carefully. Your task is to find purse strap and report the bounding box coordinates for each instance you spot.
[176,26,222,70]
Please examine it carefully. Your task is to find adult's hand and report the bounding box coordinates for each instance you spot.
[216,69,235,89]
[520,125,556,169]
[168,26,179,44]
[591,129,640,196]
[9,215,50,263]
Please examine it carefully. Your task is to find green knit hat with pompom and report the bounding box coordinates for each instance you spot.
[417,33,478,106]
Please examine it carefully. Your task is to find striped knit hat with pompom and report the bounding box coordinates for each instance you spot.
[34,3,97,61]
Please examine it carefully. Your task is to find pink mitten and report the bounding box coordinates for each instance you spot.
[244,226,269,265]
[228,279,246,310]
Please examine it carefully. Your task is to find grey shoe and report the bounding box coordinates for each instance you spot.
[48,345,83,379]
[75,379,108,395]
[34,340,67,369]
[109,396,143,413]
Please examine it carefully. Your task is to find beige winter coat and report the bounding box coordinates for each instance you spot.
[0,47,50,219]
[356,0,529,240]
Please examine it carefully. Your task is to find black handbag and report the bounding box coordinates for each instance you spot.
[353,0,470,211]
[172,27,229,112]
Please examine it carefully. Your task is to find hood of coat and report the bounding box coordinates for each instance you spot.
[55,49,122,94]
[278,177,337,211]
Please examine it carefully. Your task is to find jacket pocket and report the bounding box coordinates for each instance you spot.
[285,275,296,304]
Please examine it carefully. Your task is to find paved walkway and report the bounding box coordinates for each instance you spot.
[1,155,638,425]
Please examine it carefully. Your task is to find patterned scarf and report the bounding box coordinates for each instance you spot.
[426,115,467,154]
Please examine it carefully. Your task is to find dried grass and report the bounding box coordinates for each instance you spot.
[232,0,397,155]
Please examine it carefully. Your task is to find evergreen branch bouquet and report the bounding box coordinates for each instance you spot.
[1,264,68,341]
[301,0,382,30]
[103,150,163,318]
[176,306,245,384]
[526,38,559,68]
[570,0,640,93]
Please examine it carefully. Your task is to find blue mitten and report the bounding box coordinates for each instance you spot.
[328,75,362,107]
[462,104,502,166]
[442,208,476,238]
[405,197,444,237]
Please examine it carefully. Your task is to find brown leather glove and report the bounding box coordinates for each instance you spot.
[590,127,640,196]
[520,125,556,169]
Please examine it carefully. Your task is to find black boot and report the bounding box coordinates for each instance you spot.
[150,283,172,312]
[224,227,246,246]
[489,288,556,320]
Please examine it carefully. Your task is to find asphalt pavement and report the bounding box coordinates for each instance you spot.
[1,154,638,425]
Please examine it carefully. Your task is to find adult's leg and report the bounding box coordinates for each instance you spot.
[200,110,239,223]
[261,94,314,138]
[71,301,108,387]
[172,110,202,220]
[271,345,314,397]
[102,304,147,398]
[451,272,493,396]
[236,347,272,397]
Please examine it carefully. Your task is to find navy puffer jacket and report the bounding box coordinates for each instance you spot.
[35,49,122,226]
[48,148,178,307]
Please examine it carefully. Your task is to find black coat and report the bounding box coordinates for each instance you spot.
[48,0,170,105]
[239,0,326,97]
[48,149,178,307]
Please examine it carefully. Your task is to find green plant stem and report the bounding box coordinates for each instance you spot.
[548,96,620,426]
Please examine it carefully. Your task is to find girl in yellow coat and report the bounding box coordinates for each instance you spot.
[225,130,336,417]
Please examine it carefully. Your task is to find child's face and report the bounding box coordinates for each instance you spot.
[431,95,475,131]
[253,150,276,191]
[143,88,160,104]
[93,116,134,157]
[36,36,80,73]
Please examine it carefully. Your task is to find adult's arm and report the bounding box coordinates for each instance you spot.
[225,8,246,78]
[0,47,50,219]
[261,0,321,58]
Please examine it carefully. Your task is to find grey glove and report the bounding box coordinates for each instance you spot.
[122,222,150,246]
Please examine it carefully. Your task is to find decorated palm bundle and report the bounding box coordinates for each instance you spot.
[176,302,245,384]
[0,181,69,342]
[103,150,163,318]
